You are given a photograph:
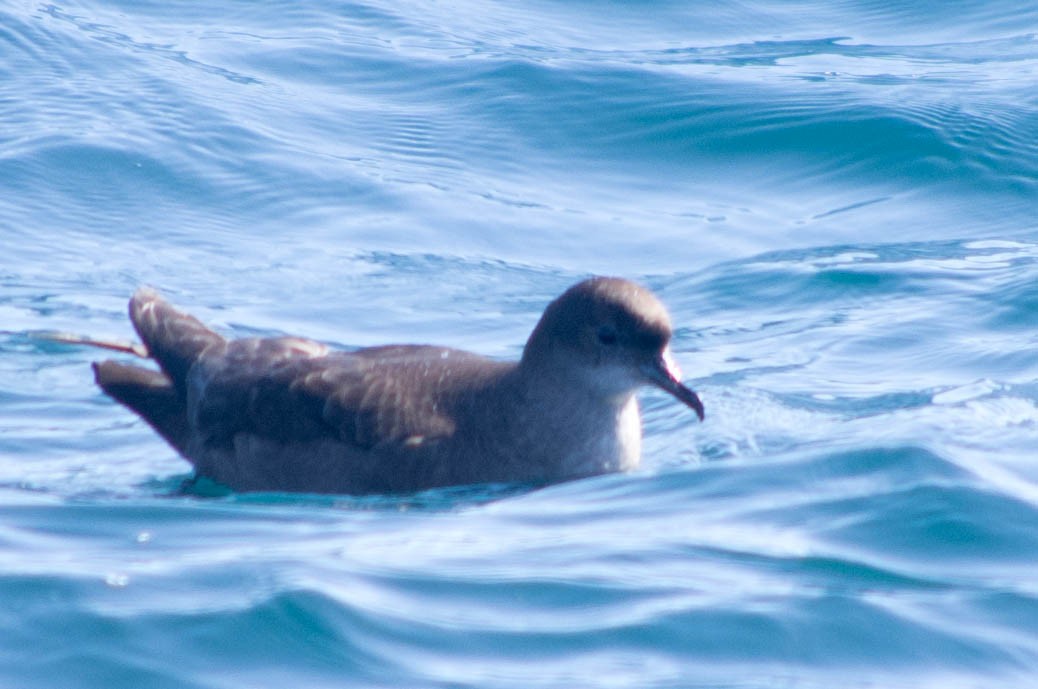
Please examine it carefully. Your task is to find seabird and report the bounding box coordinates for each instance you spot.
[90,277,704,494]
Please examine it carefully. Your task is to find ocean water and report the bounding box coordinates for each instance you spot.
[3,0,1038,686]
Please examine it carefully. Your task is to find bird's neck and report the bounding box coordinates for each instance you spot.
[504,365,643,480]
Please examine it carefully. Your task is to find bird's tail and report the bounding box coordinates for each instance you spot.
[92,359,190,453]
[38,288,227,455]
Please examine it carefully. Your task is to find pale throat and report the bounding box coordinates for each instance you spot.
[611,395,643,472]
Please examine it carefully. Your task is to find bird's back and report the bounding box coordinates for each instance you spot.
[182,339,520,492]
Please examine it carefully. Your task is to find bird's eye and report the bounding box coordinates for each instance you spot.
[596,325,618,346]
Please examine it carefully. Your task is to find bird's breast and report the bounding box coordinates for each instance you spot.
[547,396,642,479]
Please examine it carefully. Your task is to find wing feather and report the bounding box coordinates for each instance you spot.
[189,342,467,451]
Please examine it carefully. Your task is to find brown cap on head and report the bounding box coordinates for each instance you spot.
[523,277,704,420]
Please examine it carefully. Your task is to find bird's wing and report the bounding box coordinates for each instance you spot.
[128,287,225,394]
[189,341,468,451]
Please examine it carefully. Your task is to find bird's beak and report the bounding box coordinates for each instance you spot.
[642,348,705,421]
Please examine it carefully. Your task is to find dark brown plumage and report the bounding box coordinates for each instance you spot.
[93,278,704,494]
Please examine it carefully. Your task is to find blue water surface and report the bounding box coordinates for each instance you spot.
[3,1,1038,687]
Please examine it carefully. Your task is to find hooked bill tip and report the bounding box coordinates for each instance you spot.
[642,355,705,422]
